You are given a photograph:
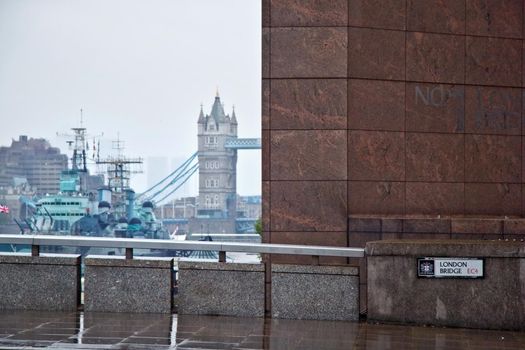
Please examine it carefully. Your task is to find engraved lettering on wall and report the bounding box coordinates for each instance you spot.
[415,85,465,132]
[473,88,520,131]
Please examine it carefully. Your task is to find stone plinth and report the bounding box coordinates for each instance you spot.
[367,240,525,330]
[178,262,264,317]
[349,215,525,242]
[0,253,80,311]
[271,264,359,321]
[84,255,173,313]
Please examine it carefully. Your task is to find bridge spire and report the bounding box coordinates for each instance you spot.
[198,103,205,123]
[210,92,226,122]
[231,105,237,124]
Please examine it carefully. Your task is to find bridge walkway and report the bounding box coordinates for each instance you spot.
[0,310,523,349]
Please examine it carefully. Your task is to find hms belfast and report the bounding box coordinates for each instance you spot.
[4,118,185,257]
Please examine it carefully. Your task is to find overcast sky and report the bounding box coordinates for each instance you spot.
[0,0,261,200]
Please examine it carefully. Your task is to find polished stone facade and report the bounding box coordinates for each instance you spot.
[263,0,525,314]
[264,0,525,231]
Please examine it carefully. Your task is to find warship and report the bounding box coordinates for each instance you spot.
[17,122,171,242]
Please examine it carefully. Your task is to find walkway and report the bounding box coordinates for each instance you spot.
[0,311,523,349]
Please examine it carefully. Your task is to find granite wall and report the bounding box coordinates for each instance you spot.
[263,0,525,243]
[271,264,359,321]
[177,262,359,321]
[84,256,173,313]
[366,240,525,330]
[262,0,525,313]
[178,262,265,318]
[0,254,81,311]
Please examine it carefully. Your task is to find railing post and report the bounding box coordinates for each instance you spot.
[219,251,226,263]
[31,244,40,257]
[311,255,320,266]
[125,248,133,260]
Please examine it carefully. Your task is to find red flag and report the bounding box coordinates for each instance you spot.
[0,205,9,214]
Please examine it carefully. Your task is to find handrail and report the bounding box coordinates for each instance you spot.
[0,234,365,262]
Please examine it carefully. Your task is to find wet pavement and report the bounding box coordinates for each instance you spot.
[0,311,523,349]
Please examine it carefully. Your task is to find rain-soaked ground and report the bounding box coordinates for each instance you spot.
[0,310,524,350]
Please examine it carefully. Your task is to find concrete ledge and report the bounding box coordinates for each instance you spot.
[272,264,358,275]
[0,252,81,265]
[0,253,80,311]
[367,240,525,330]
[271,264,359,321]
[85,255,173,268]
[349,214,525,238]
[178,262,264,317]
[84,255,173,313]
[366,240,525,257]
[179,261,264,272]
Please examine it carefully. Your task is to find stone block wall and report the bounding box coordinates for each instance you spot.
[367,240,525,330]
[177,262,359,321]
[263,0,525,245]
[178,262,265,317]
[0,253,81,311]
[263,0,525,314]
[271,264,359,321]
[84,256,173,313]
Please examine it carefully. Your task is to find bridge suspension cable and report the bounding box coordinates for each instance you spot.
[136,152,198,201]
[147,160,198,202]
[154,163,199,204]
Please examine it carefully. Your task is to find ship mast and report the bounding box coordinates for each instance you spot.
[56,109,103,192]
[96,134,143,216]
[71,109,87,172]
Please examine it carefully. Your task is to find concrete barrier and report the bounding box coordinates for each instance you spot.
[367,240,525,330]
[177,262,265,317]
[0,253,80,311]
[84,255,173,313]
[271,264,359,321]
[177,262,360,321]
[0,235,365,319]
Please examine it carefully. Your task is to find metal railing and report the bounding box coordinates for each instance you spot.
[0,234,364,263]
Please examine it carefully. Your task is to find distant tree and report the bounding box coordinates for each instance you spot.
[255,217,262,236]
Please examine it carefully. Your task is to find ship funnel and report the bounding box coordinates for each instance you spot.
[98,186,112,204]
[125,189,135,220]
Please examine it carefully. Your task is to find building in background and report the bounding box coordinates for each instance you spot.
[0,136,68,194]
[0,177,34,225]
[0,135,104,199]
[170,156,197,198]
[155,196,261,221]
[154,196,197,220]
[147,157,169,190]
[237,195,261,219]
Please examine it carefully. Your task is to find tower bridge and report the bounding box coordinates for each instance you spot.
[143,92,260,233]
[191,92,260,234]
[224,138,261,149]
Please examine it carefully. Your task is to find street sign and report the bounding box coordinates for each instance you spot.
[418,257,483,278]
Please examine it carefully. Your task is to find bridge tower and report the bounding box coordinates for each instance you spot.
[196,91,238,221]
